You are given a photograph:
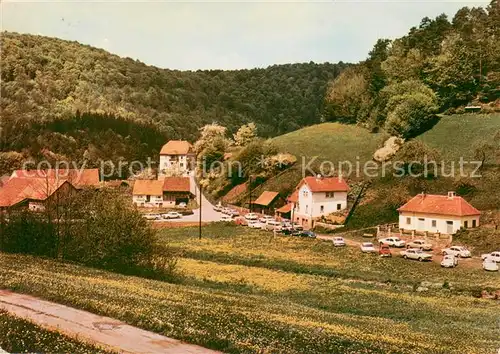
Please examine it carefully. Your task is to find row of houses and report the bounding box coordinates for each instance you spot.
[132,177,192,207]
[247,175,481,235]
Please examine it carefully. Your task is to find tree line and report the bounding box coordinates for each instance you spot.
[325,0,499,138]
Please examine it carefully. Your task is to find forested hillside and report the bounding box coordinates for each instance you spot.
[0,31,345,174]
[325,0,500,137]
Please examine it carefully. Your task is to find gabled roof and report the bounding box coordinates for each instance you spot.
[162,177,190,193]
[11,169,100,188]
[253,191,280,206]
[398,193,481,217]
[132,180,164,196]
[288,190,299,203]
[0,177,70,207]
[160,140,192,155]
[299,176,350,193]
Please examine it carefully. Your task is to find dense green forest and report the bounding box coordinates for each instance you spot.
[0,31,345,174]
[325,0,499,137]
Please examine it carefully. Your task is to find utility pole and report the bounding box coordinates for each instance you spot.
[199,184,202,240]
[248,175,253,212]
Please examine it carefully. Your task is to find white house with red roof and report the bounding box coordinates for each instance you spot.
[132,177,192,208]
[289,175,350,228]
[159,140,194,176]
[398,192,481,235]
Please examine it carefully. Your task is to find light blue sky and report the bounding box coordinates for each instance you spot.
[2,0,489,70]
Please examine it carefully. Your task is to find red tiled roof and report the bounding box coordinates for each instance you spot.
[162,177,190,193]
[0,177,69,207]
[300,176,349,193]
[398,194,481,217]
[160,141,192,155]
[276,203,292,213]
[132,180,164,196]
[11,169,100,188]
[288,190,299,203]
[253,191,279,206]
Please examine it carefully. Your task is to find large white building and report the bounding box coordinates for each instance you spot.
[159,140,194,176]
[289,176,350,228]
[132,177,192,208]
[398,192,481,235]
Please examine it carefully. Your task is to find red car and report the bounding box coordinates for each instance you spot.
[234,217,248,226]
[378,243,392,257]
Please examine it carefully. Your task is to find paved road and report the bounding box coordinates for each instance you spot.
[159,173,223,223]
[0,290,220,354]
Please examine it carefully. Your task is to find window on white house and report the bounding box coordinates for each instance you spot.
[464,220,468,228]
[472,219,477,227]
[337,204,341,210]
[406,217,411,225]
[320,205,324,213]
[305,205,308,213]
[432,220,437,227]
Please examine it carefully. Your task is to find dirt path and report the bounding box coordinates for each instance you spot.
[0,290,220,354]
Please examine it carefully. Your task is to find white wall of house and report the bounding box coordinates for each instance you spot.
[293,184,348,227]
[28,201,45,212]
[399,212,480,235]
[160,154,190,174]
[132,194,164,207]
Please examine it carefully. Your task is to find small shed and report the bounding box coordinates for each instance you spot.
[252,191,284,215]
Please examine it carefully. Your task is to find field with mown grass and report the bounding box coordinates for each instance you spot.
[0,310,112,353]
[1,224,499,354]
[417,113,500,162]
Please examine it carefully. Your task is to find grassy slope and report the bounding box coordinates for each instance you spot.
[1,225,499,354]
[0,311,111,353]
[254,115,500,229]
[417,114,500,161]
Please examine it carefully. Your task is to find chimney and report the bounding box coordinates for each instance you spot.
[447,191,456,200]
[420,192,425,199]
[316,174,322,180]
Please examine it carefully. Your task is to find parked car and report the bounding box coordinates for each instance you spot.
[213,204,222,212]
[244,213,259,221]
[378,237,406,248]
[407,239,433,251]
[292,223,304,231]
[441,254,458,268]
[228,209,240,217]
[247,220,263,229]
[220,215,233,222]
[332,237,346,247]
[360,242,376,253]
[259,215,274,224]
[143,213,161,220]
[481,251,500,262]
[482,257,499,271]
[178,202,187,208]
[296,230,316,238]
[162,211,182,219]
[221,207,231,215]
[400,248,433,262]
[442,246,471,258]
[378,244,392,257]
[265,220,282,232]
[234,217,247,226]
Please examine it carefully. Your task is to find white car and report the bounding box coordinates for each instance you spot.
[178,202,187,208]
[407,239,433,251]
[259,215,274,224]
[400,248,433,261]
[481,251,500,262]
[379,237,406,248]
[332,237,346,247]
[483,257,499,271]
[440,255,458,268]
[220,215,233,222]
[360,242,376,253]
[213,204,222,212]
[247,220,263,229]
[265,220,282,231]
[442,246,471,258]
[162,211,182,219]
[244,213,259,221]
[228,209,240,217]
[143,213,161,220]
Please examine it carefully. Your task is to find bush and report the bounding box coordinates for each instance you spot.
[0,189,177,279]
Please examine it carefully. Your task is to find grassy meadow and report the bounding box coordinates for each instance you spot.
[1,224,499,354]
[0,310,112,353]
